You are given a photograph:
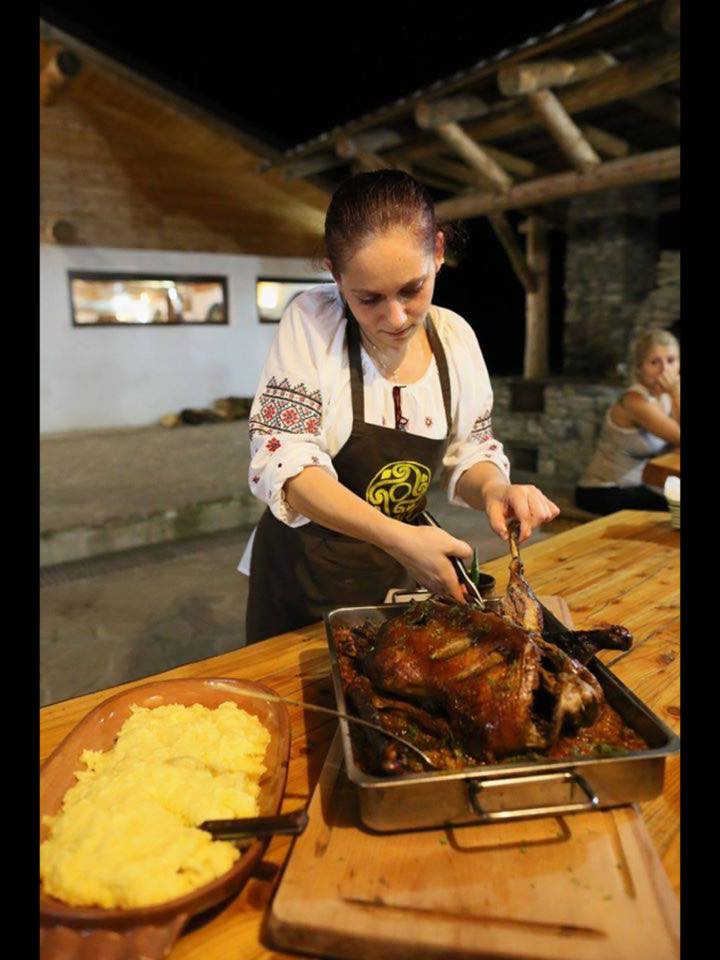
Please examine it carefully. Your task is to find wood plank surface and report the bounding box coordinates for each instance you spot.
[269,733,678,960]
[642,450,680,488]
[40,510,680,960]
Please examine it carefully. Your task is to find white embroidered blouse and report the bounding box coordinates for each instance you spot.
[239,284,510,572]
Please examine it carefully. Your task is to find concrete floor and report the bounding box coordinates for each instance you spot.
[40,424,574,707]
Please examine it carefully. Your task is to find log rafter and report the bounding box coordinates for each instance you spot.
[527,88,601,171]
[40,47,82,106]
[416,112,537,293]
[435,145,680,220]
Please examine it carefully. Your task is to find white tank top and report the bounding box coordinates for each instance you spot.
[578,384,673,488]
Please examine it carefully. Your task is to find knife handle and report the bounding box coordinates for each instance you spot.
[416,510,484,606]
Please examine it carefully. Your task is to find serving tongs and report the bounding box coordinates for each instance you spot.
[417,509,486,608]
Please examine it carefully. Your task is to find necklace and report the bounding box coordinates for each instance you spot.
[360,334,406,382]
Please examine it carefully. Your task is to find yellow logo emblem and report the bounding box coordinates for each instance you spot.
[366,461,432,520]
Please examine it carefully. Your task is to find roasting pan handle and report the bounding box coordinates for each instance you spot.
[467,770,599,821]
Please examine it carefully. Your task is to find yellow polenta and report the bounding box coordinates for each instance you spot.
[40,701,271,909]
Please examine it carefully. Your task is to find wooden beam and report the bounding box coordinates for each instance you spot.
[40,48,82,106]
[43,219,77,244]
[488,214,538,293]
[628,91,680,128]
[435,122,513,191]
[497,51,617,97]
[481,145,542,180]
[414,155,485,186]
[528,88,601,171]
[579,123,631,159]
[351,152,391,173]
[411,168,469,194]
[404,49,680,166]
[282,153,348,180]
[523,216,550,379]
[335,129,402,159]
[414,95,488,129]
[435,146,680,220]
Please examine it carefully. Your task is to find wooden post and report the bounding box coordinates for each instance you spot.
[523,216,549,379]
[40,48,82,106]
[488,214,537,293]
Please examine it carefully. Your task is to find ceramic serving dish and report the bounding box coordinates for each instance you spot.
[40,677,291,960]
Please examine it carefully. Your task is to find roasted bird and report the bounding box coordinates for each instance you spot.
[335,525,641,774]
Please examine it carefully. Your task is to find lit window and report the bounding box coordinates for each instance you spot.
[69,273,228,326]
[256,278,327,323]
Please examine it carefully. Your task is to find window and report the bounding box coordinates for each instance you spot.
[256,278,326,323]
[69,273,228,326]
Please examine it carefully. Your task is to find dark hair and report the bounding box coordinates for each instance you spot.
[324,170,461,271]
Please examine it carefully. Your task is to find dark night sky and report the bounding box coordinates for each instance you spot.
[39,2,601,150]
[39,2,677,375]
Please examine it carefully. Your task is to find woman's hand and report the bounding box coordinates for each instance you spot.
[484,480,560,543]
[657,366,680,396]
[382,524,473,604]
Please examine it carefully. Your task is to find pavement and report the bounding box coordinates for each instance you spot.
[40,421,579,706]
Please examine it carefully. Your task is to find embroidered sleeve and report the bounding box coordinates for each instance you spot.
[440,314,511,506]
[248,297,338,527]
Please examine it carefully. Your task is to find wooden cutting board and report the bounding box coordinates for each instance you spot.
[267,598,679,960]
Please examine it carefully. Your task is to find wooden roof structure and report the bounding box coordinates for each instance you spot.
[255,0,679,378]
[260,0,679,224]
[39,23,328,257]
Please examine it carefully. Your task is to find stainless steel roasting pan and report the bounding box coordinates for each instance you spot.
[324,603,680,832]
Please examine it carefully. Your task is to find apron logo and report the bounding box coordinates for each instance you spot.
[366,461,432,520]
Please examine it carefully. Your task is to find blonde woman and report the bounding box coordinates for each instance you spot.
[575,328,680,515]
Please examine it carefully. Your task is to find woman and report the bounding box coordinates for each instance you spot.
[575,328,680,516]
[240,171,559,644]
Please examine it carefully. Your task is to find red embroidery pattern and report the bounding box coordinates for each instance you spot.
[471,410,494,444]
[250,377,322,438]
[251,475,260,484]
[266,437,281,453]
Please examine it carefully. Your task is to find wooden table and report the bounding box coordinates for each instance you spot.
[642,449,680,488]
[40,510,680,960]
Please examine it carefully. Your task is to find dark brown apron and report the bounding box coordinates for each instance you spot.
[245,311,452,644]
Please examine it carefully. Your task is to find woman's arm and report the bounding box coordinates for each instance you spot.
[455,461,560,543]
[621,391,680,445]
[284,467,472,602]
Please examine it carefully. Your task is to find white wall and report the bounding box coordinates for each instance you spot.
[40,245,330,434]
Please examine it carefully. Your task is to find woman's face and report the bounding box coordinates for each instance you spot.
[639,344,679,391]
[328,227,444,349]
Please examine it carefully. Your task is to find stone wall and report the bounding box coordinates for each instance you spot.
[563,186,659,376]
[491,377,621,496]
[631,249,680,338]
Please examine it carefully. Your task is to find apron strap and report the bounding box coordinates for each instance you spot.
[426,311,452,435]
[345,311,366,423]
[345,307,452,433]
